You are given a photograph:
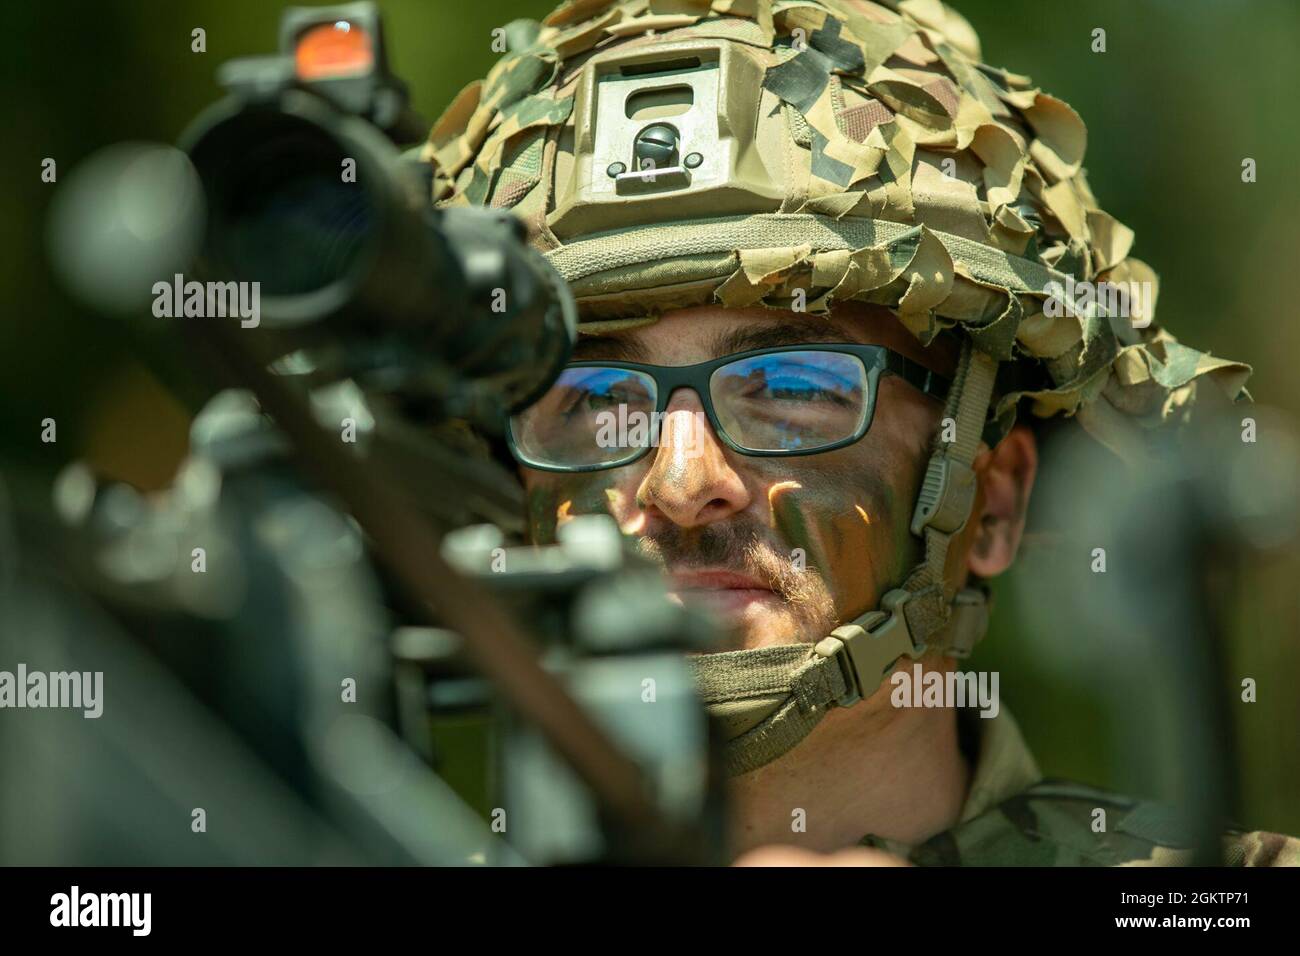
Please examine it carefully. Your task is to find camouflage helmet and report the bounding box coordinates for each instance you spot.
[421,0,1254,774]
[422,0,1251,460]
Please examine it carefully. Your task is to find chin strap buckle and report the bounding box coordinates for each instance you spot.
[814,589,926,708]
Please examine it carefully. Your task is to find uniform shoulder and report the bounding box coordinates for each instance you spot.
[1218,829,1300,868]
[878,779,1299,867]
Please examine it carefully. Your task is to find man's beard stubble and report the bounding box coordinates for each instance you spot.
[633,517,838,650]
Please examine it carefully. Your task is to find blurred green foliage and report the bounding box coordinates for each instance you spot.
[3,1,1296,837]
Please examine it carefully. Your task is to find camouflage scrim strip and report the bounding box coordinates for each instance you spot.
[456,92,574,207]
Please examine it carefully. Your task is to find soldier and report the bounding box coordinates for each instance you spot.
[423,0,1298,865]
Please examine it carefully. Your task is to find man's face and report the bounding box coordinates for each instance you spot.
[519,302,958,650]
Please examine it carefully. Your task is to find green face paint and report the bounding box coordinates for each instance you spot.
[522,471,625,545]
[759,439,924,627]
[770,487,824,575]
[525,484,562,545]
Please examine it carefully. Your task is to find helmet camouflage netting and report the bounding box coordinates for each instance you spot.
[420,0,1251,459]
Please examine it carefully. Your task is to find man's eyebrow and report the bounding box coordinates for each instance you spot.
[569,324,854,364]
[570,335,649,362]
[709,323,852,356]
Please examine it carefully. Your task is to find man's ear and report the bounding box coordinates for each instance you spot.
[967,424,1038,578]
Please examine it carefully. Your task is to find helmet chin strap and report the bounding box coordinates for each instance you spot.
[689,341,1000,776]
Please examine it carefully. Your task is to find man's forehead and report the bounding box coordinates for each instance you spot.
[572,303,957,374]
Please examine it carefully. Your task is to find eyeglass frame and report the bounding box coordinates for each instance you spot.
[506,343,952,473]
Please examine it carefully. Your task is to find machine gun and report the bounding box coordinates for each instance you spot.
[15,2,728,866]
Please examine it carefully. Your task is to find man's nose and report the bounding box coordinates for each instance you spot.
[636,388,750,527]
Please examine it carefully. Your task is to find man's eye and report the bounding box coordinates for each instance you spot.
[560,389,625,416]
[742,378,853,406]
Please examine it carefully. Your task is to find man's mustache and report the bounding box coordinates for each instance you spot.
[634,521,802,599]
[633,517,840,645]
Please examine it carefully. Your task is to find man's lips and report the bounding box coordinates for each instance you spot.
[665,569,778,614]
[667,569,768,591]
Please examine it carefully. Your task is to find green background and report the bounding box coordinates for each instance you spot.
[3,1,1297,837]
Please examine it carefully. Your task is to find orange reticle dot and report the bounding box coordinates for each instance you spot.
[295,21,374,81]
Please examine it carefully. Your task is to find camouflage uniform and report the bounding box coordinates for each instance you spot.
[862,707,1300,866]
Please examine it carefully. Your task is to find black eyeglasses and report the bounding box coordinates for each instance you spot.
[507,344,950,473]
